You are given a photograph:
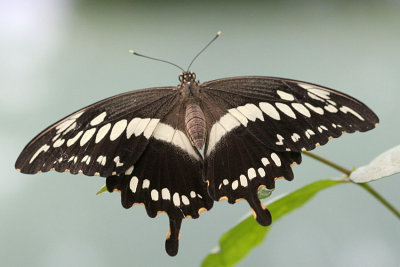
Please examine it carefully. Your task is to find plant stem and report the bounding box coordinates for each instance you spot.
[357,183,400,219]
[302,151,400,220]
[302,151,351,176]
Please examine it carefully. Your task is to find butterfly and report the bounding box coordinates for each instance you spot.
[15,32,379,256]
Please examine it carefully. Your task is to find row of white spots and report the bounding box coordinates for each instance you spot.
[53,113,200,161]
[129,177,198,206]
[298,83,365,121]
[218,153,281,191]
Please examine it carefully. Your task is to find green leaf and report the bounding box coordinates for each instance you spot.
[201,179,344,267]
[257,187,273,199]
[96,185,107,195]
[350,144,400,183]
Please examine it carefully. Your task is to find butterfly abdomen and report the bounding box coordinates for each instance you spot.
[185,103,206,150]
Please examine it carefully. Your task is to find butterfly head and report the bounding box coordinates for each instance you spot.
[179,72,197,84]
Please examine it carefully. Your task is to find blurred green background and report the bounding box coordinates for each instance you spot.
[1,0,399,266]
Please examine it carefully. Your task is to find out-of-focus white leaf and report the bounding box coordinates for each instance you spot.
[350,145,400,183]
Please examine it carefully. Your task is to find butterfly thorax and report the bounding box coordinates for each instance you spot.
[178,72,206,151]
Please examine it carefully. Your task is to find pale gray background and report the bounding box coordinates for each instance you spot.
[1,0,399,266]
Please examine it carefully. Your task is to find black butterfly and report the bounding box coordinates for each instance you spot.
[15,33,379,256]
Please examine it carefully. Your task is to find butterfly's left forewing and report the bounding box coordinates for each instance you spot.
[15,87,178,177]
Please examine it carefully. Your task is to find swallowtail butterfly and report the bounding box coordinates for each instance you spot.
[15,32,379,256]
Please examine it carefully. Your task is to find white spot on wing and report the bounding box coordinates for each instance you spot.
[248,168,257,180]
[275,103,296,118]
[151,189,159,201]
[339,106,365,121]
[190,191,196,198]
[305,129,315,139]
[237,103,264,122]
[113,156,124,167]
[305,103,324,115]
[173,193,180,206]
[90,112,107,126]
[95,123,111,143]
[110,120,128,141]
[67,131,83,147]
[81,155,91,164]
[277,90,295,101]
[228,108,248,126]
[142,179,150,189]
[134,118,151,137]
[308,88,330,99]
[130,176,139,193]
[96,155,106,166]
[182,195,190,205]
[223,179,229,185]
[324,105,338,113]
[275,134,284,145]
[291,133,301,142]
[29,144,50,163]
[162,188,170,200]
[80,128,96,146]
[259,102,280,120]
[271,153,281,167]
[261,157,269,166]
[291,103,311,117]
[231,180,239,190]
[53,139,65,148]
[258,167,266,177]
[240,175,248,187]
[143,118,160,139]
[207,113,241,156]
[152,123,200,160]
[125,165,134,175]
[126,118,141,139]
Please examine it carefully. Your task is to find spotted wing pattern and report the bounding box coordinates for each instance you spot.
[15,75,379,257]
[106,139,213,256]
[201,77,379,224]
[15,87,177,177]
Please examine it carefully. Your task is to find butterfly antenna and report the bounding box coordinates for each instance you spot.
[129,50,185,72]
[186,31,221,71]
